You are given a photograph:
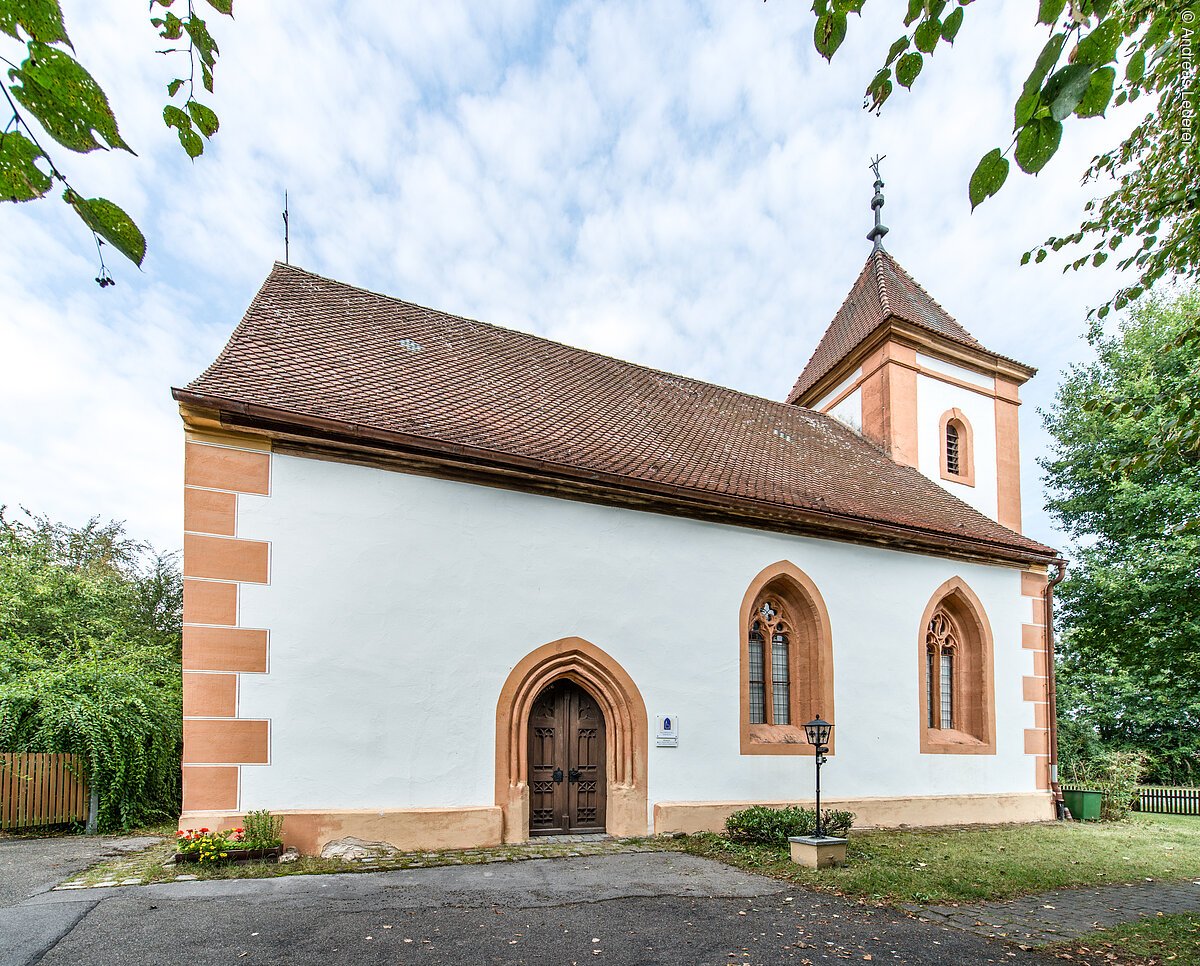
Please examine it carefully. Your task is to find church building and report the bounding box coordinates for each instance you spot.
[174,209,1062,855]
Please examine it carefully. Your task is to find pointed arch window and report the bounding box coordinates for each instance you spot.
[925,610,958,730]
[740,562,835,755]
[748,601,792,725]
[918,578,996,755]
[939,409,975,487]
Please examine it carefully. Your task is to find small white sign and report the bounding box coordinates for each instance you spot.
[656,714,679,748]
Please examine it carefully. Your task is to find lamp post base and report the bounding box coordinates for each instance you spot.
[788,835,848,869]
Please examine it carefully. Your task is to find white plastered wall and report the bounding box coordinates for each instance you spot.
[915,365,999,521]
[235,452,1038,829]
[826,386,862,433]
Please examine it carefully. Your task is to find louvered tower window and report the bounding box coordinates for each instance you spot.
[945,422,961,476]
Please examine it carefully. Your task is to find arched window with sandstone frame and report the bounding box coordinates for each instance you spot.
[739,561,835,756]
[917,577,996,755]
[939,408,975,487]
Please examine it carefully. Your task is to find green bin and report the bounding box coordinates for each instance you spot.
[1062,788,1103,821]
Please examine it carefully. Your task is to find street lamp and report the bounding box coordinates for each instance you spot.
[803,715,833,837]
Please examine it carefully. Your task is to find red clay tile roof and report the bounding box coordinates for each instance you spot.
[178,262,1054,560]
[787,249,1021,404]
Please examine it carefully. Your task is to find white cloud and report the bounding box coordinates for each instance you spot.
[0,0,1142,551]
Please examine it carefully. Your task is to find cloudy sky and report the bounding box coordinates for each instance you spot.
[1,0,1135,555]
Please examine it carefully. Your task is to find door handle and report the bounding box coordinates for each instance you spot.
[568,768,581,783]
[552,767,564,783]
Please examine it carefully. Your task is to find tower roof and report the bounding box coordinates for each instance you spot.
[786,249,1028,405]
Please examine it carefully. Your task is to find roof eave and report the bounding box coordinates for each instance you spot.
[174,388,1059,568]
[789,315,1037,408]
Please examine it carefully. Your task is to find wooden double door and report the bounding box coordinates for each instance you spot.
[528,680,607,835]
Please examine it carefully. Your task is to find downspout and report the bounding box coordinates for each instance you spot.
[1046,559,1068,819]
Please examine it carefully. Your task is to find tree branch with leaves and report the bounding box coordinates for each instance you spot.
[0,0,233,284]
[811,0,1198,319]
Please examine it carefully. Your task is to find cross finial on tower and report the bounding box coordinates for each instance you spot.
[867,155,889,252]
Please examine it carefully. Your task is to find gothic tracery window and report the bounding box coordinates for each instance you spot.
[925,610,958,730]
[748,599,792,725]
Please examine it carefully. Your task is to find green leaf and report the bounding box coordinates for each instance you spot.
[865,70,893,111]
[186,101,219,138]
[1043,63,1093,120]
[1024,33,1066,96]
[8,43,132,154]
[1075,18,1122,66]
[163,105,204,158]
[969,148,1009,209]
[0,0,70,45]
[1014,89,1039,129]
[885,36,909,65]
[904,0,923,27]
[1075,66,1115,118]
[200,62,214,93]
[167,78,185,97]
[913,19,942,53]
[1015,116,1062,174]
[895,51,923,88]
[813,12,848,60]
[183,16,219,67]
[205,0,233,13]
[0,132,54,202]
[1125,50,1145,85]
[1037,0,1066,24]
[63,190,146,266]
[941,7,964,41]
[159,12,183,40]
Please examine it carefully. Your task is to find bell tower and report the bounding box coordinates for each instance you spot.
[787,164,1035,533]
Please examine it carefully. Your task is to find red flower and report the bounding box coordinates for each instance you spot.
[200,827,209,833]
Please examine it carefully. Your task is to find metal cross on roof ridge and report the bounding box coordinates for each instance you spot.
[867,154,889,252]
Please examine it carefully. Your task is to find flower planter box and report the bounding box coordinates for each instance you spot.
[174,845,284,865]
[788,835,848,869]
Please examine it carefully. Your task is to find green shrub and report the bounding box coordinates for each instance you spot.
[0,507,183,831]
[725,805,855,845]
[241,809,284,849]
[1062,750,1147,820]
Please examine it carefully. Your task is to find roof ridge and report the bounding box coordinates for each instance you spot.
[873,249,893,317]
[262,262,814,416]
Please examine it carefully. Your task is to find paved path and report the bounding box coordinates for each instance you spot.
[0,835,160,908]
[909,878,1200,946]
[6,851,1049,966]
[0,834,160,966]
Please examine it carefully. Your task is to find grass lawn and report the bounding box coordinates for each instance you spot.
[675,813,1200,905]
[56,814,1199,909]
[1046,912,1200,965]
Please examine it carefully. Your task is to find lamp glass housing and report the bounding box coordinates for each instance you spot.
[804,716,832,749]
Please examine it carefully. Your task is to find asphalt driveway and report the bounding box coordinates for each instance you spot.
[1,848,1057,966]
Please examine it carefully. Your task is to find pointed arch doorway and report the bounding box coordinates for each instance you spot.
[528,679,607,835]
[496,637,648,844]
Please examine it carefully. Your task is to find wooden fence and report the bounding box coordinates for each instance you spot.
[1134,785,1200,816]
[0,753,90,831]
[1060,783,1200,817]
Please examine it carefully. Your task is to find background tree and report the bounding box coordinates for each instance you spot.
[0,507,183,830]
[0,0,233,283]
[1041,288,1200,785]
